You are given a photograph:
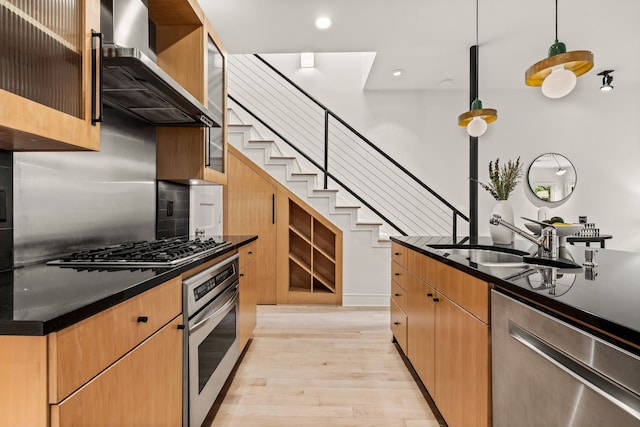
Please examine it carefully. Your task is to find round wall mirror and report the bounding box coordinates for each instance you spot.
[527,153,577,202]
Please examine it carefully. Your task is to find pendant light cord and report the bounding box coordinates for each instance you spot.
[555,0,558,42]
[475,0,479,99]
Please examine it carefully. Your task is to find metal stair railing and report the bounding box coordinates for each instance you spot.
[228,54,469,238]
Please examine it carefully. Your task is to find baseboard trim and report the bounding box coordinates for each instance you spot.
[342,293,390,307]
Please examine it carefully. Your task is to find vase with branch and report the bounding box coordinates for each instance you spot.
[474,157,523,243]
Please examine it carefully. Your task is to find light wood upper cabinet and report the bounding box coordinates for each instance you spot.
[0,0,101,151]
[156,15,228,185]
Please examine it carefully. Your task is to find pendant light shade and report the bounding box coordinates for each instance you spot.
[458,0,497,137]
[458,98,497,137]
[525,1,594,98]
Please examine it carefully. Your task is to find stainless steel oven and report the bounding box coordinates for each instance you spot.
[183,254,240,427]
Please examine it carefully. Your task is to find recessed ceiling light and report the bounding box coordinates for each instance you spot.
[315,16,332,30]
[392,69,404,77]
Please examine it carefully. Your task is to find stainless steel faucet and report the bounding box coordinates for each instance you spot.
[489,214,558,260]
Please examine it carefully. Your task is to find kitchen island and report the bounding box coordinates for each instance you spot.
[0,235,256,427]
[391,236,640,427]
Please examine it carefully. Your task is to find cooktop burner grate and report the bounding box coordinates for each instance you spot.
[47,237,231,269]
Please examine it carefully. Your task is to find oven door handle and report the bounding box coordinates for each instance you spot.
[189,286,239,334]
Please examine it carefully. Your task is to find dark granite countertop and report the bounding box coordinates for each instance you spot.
[0,235,257,336]
[391,236,640,354]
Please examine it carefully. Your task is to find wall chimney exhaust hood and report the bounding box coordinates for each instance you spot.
[100,0,217,127]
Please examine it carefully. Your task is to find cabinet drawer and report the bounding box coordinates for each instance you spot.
[391,280,408,312]
[50,316,183,427]
[48,277,182,402]
[238,241,257,267]
[408,249,435,285]
[391,243,408,268]
[435,263,489,324]
[391,261,408,290]
[390,298,408,354]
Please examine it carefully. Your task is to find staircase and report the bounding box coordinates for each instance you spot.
[225,54,469,305]
[227,109,394,306]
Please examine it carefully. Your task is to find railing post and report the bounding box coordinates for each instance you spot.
[453,211,458,242]
[324,110,329,189]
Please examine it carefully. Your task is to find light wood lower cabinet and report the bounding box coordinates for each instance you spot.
[50,316,183,427]
[0,278,183,427]
[239,241,258,350]
[390,244,491,427]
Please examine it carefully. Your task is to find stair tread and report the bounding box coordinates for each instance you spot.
[334,205,361,209]
[248,139,275,143]
[313,189,339,193]
[291,172,318,176]
[270,156,296,160]
[356,221,383,226]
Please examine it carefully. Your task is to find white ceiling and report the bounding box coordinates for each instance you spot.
[201,0,640,91]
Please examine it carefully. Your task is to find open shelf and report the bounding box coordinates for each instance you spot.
[313,219,336,260]
[289,199,312,241]
[287,198,339,303]
[289,258,311,291]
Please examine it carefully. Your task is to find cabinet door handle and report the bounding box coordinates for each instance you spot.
[394,273,400,276]
[394,252,401,256]
[205,127,211,167]
[137,316,149,323]
[427,293,433,297]
[248,251,253,254]
[177,324,186,330]
[433,298,440,303]
[272,193,275,224]
[393,321,401,325]
[239,273,245,277]
[394,293,401,297]
[91,31,103,125]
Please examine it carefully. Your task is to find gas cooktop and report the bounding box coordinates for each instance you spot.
[47,237,231,269]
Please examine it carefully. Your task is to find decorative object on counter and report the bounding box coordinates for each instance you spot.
[475,157,523,244]
[527,153,576,202]
[457,0,497,137]
[577,223,599,237]
[525,0,594,98]
[537,206,551,222]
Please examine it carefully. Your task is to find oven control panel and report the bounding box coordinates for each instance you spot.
[193,264,236,302]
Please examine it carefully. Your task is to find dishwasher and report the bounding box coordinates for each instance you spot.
[491,290,640,427]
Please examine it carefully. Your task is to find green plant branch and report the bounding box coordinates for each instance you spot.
[472,157,523,201]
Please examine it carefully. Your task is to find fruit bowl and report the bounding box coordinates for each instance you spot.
[524,223,584,246]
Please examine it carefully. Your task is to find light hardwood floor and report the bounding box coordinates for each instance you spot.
[209,305,439,426]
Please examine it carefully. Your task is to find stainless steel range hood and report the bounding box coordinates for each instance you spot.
[100,0,217,127]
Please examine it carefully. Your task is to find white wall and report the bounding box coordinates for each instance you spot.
[262,53,640,252]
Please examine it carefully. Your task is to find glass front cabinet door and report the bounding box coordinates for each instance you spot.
[0,0,101,151]
[155,17,227,186]
[206,33,225,176]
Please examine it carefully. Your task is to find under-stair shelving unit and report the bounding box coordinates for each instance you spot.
[286,198,342,304]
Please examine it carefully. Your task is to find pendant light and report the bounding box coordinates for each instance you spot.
[525,0,594,98]
[458,0,497,137]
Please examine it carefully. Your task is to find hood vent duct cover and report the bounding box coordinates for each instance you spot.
[100,0,217,127]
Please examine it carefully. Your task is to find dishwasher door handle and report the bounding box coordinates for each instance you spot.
[509,321,640,422]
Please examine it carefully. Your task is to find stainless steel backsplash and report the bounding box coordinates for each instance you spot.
[13,111,156,265]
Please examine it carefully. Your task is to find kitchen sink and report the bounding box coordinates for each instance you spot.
[427,245,530,268]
